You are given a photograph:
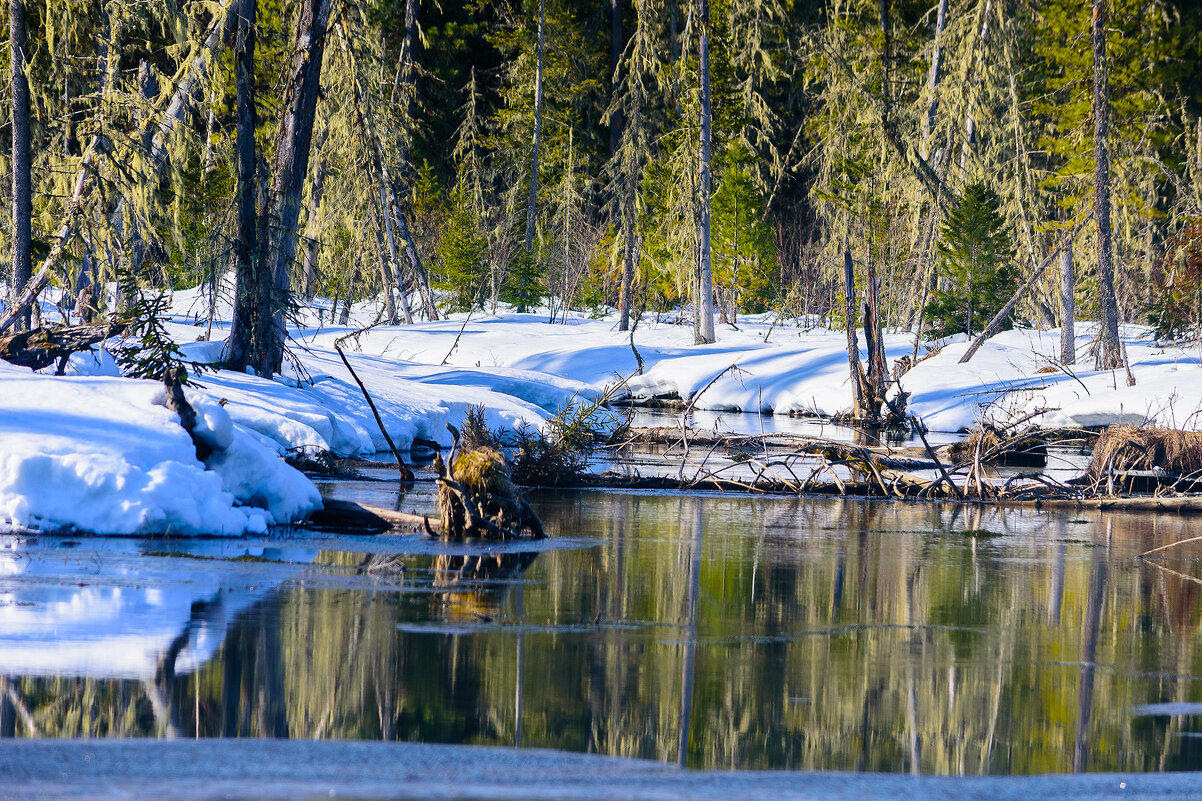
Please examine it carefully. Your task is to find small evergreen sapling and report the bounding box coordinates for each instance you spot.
[925,182,1017,338]
[113,269,208,385]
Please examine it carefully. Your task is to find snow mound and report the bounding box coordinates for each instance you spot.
[0,363,320,536]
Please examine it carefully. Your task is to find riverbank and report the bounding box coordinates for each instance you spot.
[5,289,1202,535]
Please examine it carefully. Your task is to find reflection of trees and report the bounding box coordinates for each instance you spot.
[7,496,1202,775]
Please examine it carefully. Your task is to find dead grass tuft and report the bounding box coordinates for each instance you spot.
[1085,425,1202,480]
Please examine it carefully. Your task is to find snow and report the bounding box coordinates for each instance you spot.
[0,361,321,536]
[7,275,1202,536]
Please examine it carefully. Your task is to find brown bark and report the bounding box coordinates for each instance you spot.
[1092,0,1122,370]
[864,255,887,411]
[224,0,259,371]
[0,322,127,371]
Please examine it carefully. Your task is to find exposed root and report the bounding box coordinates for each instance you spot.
[434,423,545,541]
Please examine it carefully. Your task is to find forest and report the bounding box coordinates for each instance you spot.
[2,0,1201,379]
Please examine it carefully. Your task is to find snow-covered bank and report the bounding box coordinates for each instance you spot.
[7,279,1202,536]
[0,361,320,536]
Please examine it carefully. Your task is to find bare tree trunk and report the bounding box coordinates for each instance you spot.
[260,0,334,377]
[921,0,948,151]
[389,201,437,319]
[370,203,400,325]
[613,0,634,333]
[864,256,887,412]
[843,244,864,416]
[396,0,419,184]
[1092,0,1121,370]
[224,0,259,370]
[127,60,160,299]
[524,0,546,254]
[618,206,636,332]
[695,0,715,345]
[610,0,623,158]
[377,184,409,324]
[300,125,329,299]
[9,0,32,333]
[1060,233,1075,364]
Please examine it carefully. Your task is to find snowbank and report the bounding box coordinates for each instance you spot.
[0,362,321,536]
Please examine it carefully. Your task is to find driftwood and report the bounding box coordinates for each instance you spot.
[0,322,126,371]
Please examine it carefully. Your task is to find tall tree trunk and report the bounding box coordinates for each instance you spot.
[864,255,887,413]
[610,0,623,158]
[260,0,334,377]
[921,0,948,151]
[618,203,636,332]
[1059,233,1075,364]
[300,124,329,299]
[695,0,715,345]
[613,0,634,333]
[843,244,864,416]
[224,0,258,370]
[1092,0,1121,370]
[396,0,419,184]
[9,0,32,333]
[524,0,546,254]
[378,183,410,324]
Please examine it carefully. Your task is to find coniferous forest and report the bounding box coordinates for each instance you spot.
[2,0,1202,372]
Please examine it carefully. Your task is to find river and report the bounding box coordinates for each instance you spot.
[3,481,1202,777]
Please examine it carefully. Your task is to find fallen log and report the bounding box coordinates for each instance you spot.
[306,498,440,534]
[0,322,126,371]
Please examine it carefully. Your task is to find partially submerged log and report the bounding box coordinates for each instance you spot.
[306,498,438,534]
[0,322,126,371]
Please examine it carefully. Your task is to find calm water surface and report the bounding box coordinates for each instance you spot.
[3,485,1202,775]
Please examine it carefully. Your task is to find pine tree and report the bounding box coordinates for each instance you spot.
[926,181,1016,338]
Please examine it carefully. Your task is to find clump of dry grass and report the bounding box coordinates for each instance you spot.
[1085,425,1202,480]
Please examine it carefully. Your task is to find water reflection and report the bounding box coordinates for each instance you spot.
[3,493,1202,775]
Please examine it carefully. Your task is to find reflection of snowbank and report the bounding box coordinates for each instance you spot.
[0,537,315,679]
